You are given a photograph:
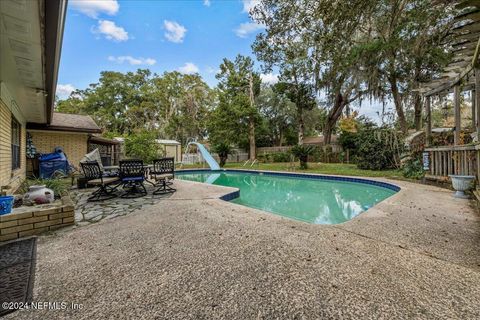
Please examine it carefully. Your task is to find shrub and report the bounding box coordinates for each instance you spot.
[310,147,323,162]
[256,154,270,163]
[125,131,162,163]
[356,128,401,170]
[290,145,315,169]
[272,152,290,162]
[338,131,359,159]
[212,142,232,167]
[19,178,69,198]
[402,153,425,179]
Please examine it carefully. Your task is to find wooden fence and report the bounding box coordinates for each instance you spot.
[212,152,249,163]
[257,146,292,154]
[424,145,479,181]
[257,144,343,155]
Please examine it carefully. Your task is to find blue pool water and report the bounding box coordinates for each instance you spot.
[176,170,398,224]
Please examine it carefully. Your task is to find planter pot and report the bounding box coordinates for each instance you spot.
[449,175,475,199]
[0,196,14,215]
[23,185,54,205]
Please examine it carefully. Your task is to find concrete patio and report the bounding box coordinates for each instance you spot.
[6,177,480,319]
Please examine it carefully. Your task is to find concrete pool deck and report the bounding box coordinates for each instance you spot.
[6,176,480,319]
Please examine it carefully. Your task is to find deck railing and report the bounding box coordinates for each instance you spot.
[424,145,479,181]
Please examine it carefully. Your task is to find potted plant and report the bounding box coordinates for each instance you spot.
[0,185,14,215]
[449,175,475,199]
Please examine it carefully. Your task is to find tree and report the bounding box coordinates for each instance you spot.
[290,144,315,169]
[124,130,162,163]
[354,0,453,133]
[56,69,214,143]
[155,72,213,144]
[273,82,317,145]
[212,142,232,167]
[210,55,261,159]
[256,84,296,146]
[253,0,376,144]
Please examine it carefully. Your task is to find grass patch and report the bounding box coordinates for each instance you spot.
[179,162,404,179]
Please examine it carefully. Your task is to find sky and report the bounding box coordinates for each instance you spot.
[56,0,389,122]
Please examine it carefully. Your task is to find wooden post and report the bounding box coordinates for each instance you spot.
[476,68,480,141]
[472,90,476,129]
[425,96,432,146]
[454,85,461,146]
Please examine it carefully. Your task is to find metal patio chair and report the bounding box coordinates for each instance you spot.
[119,159,147,198]
[81,161,120,202]
[150,157,176,195]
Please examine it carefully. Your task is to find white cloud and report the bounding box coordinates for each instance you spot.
[203,0,211,6]
[178,62,199,74]
[56,84,75,98]
[70,0,119,18]
[260,73,279,84]
[108,56,156,66]
[205,66,219,74]
[163,20,187,43]
[234,22,264,38]
[242,0,260,13]
[92,20,129,41]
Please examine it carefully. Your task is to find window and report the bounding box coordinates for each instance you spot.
[11,116,21,170]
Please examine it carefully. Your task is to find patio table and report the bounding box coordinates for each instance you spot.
[103,165,155,186]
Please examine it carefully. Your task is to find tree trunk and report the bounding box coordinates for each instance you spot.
[389,76,407,133]
[323,93,345,145]
[248,72,256,160]
[219,155,227,167]
[298,107,304,145]
[413,92,422,131]
[249,117,256,160]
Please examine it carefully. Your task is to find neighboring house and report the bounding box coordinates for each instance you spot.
[27,112,102,168]
[304,135,342,153]
[0,0,67,190]
[303,135,339,145]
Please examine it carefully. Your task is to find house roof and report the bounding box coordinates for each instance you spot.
[156,139,181,145]
[27,112,102,133]
[303,135,338,145]
[89,135,120,145]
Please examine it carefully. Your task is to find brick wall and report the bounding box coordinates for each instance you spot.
[0,99,26,191]
[28,130,89,169]
[0,197,75,242]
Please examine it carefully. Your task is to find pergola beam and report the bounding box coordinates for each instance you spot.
[423,66,473,96]
[425,96,432,146]
[472,89,476,129]
[476,68,480,140]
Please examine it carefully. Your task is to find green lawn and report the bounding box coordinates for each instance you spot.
[179,162,404,180]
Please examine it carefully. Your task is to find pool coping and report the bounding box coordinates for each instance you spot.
[176,168,401,193]
[175,168,402,225]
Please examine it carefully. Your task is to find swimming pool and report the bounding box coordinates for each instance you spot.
[176,170,399,224]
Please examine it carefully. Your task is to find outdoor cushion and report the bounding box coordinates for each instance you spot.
[153,173,174,180]
[88,177,119,185]
[122,176,144,182]
[81,149,104,172]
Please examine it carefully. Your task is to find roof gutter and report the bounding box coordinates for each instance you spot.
[26,123,102,134]
[44,0,67,124]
